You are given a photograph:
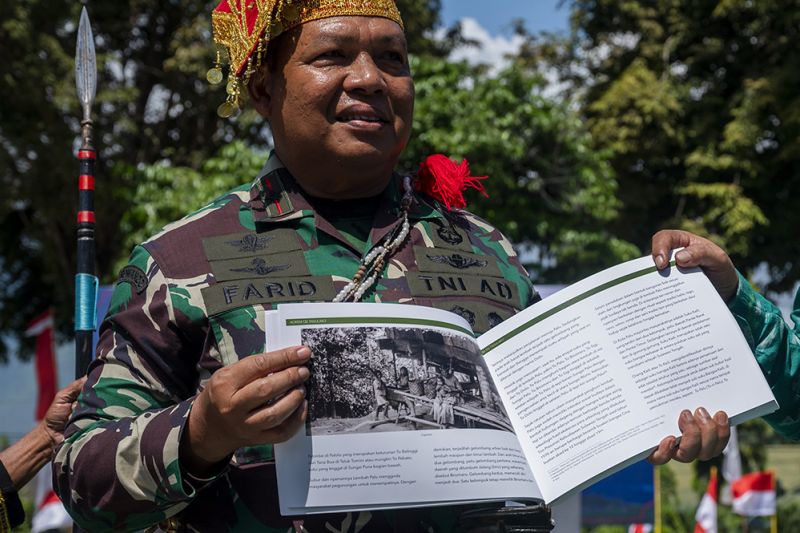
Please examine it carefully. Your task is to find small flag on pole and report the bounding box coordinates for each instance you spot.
[25,309,73,531]
[720,426,742,505]
[24,309,57,420]
[628,524,653,533]
[732,471,776,517]
[694,467,718,533]
[31,463,72,532]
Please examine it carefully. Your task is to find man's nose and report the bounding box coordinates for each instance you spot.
[343,53,386,94]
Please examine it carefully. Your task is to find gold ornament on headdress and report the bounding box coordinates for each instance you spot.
[209,0,404,118]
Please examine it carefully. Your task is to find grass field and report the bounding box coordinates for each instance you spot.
[669,444,800,507]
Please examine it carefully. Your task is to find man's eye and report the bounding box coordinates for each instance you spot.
[316,50,344,60]
[383,51,405,63]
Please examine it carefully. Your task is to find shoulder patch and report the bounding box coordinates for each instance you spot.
[118,265,149,294]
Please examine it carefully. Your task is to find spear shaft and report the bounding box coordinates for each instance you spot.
[74,6,98,378]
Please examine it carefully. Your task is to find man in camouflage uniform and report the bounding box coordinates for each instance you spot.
[56,161,536,531]
[54,2,541,530]
[53,1,729,531]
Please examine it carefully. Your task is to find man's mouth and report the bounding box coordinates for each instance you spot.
[336,114,386,124]
[335,106,389,125]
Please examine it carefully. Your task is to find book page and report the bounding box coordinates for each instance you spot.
[270,302,542,515]
[479,255,777,503]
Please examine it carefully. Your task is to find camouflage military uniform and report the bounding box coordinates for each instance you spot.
[728,272,800,440]
[54,155,539,532]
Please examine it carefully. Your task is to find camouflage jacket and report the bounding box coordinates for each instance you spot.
[728,271,800,440]
[53,155,539,532]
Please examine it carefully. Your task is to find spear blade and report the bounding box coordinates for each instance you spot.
[75,6,97,121]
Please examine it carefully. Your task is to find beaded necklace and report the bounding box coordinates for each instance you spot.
[333,176,413,302]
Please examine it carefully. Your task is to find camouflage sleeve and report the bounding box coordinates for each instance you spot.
[460,211,539,309]
[53,245,210,531]
[728,271,800,441]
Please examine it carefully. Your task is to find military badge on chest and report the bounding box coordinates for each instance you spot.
[230,258,290,276]
[427,252,487,270]
[200,230,335,314]
[449,305,476,327]
[203,230,300,260]
[229,233,274,253]
[428,222,473,252]
[413,246,502,278]
[437,225,462,245]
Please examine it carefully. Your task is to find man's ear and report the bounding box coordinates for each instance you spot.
[248,66,272,119]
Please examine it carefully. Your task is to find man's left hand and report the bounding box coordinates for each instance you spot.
[42,377,87,446]
[649,408,730,464]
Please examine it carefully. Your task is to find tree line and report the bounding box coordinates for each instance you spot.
[1,0,798,360]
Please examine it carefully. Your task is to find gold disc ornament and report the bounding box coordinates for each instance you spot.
[217,101,237,118]
[206,67,223,85]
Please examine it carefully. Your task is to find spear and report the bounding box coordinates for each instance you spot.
[74,5,98,378]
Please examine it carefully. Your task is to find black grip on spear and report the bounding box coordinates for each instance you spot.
[74,6,98,379]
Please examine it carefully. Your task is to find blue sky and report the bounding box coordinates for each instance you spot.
[441,0,570,36]
[439,1,571,69]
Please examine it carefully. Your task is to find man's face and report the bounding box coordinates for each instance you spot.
[256,16,414,178]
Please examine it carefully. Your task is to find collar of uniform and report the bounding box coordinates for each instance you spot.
[250,153,313,224]
[250,153,447,223]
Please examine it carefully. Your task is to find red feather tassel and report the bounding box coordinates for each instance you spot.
[414,154,488,210]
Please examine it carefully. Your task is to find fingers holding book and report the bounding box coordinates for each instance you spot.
[650,229,739,302]
[648,408,730,465]
[179,346,312,477]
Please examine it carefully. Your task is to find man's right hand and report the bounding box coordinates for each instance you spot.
[180,346,311,477]
[651,229,740,302]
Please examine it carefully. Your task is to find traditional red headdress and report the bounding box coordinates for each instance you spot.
[209,0,404,117]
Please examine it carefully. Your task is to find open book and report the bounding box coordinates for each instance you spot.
[266,255,777,516]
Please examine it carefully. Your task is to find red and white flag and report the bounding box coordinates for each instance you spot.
[25,310,72,531]
[24,309,57,420]
[732,471,776,517]
[628,524,653,533]
[694,468,718,533]
[720,425,742,505]
[31,463,72,532]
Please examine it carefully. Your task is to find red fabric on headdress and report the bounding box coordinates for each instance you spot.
[214,0,260,34]
[415,154,488,210]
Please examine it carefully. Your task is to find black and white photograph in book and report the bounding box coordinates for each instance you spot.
[301,326,514,436]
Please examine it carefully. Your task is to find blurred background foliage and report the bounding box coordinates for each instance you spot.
[1,0,798,363]
[543,0,800,286]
